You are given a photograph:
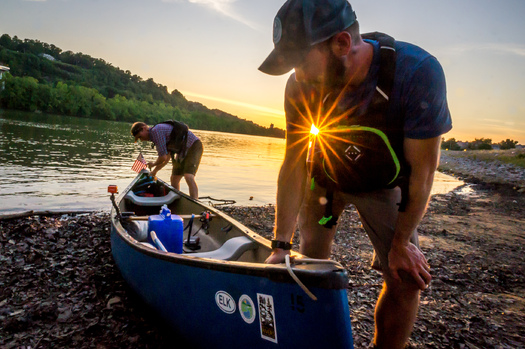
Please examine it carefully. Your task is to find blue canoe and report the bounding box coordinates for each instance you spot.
[109,170,354,348]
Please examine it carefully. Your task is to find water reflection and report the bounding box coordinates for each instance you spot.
[0,110,287,212]
[0,110,462,214]
[0,112,136,182]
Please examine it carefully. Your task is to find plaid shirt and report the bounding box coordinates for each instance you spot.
[149,124,199,158]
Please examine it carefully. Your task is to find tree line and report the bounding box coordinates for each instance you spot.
[442,137,520,151]
[0,34,285,138]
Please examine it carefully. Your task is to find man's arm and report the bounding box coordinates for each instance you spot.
[148,154,171,177]
[265,128,309,263]
[265,77,311,263]
[387,136,441,289]
[147,125,172,177]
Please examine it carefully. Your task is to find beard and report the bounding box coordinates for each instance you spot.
[324,51,347,90]
[297,49,347,92]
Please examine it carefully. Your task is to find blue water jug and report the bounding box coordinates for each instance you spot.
[148,205,184,253]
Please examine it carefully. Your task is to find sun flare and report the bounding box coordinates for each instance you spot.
[283,86,364,181]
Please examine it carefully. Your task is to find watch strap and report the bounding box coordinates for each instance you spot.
[271,239,292,250]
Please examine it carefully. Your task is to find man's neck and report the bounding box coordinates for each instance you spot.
[344,40,374,90]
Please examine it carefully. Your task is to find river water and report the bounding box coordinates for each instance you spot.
[0,110,463,214]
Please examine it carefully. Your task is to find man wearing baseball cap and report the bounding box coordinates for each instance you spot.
[260,0,452,348]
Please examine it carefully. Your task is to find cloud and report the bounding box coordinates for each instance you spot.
[182,90,284,119]
[162,0,258,30]
[446,43,525,58]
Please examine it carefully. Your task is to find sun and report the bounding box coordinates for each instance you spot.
[284,86,361,180]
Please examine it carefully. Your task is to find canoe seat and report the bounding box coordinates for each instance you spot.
[190,236,257,261]
[125,191,180,206]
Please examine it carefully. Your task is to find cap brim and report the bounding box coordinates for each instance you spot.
[258,47,307,76]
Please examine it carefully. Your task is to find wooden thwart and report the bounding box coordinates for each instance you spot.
[125,214,216,221]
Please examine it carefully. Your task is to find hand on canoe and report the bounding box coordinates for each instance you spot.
[265,249,290,264]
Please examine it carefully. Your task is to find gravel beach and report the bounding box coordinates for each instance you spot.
[439,150,525,189]
[1,151,524,349]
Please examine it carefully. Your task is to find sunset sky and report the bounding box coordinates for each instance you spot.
[2,0,525,144]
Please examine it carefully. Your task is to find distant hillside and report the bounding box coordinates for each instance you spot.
[0,34,285,138]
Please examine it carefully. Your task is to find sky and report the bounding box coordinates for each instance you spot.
[1,0,525,144]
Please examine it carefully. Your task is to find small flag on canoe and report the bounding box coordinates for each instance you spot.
[132,153,147,172]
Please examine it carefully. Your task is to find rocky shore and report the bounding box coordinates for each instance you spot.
[439,150,525,190]
[1,153,524,349]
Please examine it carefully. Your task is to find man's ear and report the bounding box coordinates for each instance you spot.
[330,31,352,56]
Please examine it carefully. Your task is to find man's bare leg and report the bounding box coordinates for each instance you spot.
[373,275,420,349]
[171,175,183,190]
[183,173,198,199]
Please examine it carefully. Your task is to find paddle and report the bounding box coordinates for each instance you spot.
[150,231,167,252]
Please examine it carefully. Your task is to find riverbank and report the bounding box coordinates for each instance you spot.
[439,148,525,190]
[1,154,524,348]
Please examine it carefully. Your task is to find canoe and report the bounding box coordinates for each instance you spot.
[109,170,354,348]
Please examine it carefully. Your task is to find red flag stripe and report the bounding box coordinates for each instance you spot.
[132,154,147,172]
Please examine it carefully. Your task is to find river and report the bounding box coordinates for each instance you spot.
[0,110,463,214]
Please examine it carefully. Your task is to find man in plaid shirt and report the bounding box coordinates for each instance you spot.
[131,121,203,199]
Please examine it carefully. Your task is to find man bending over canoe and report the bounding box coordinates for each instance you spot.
[131,121,203,199]
[259,0,452,348]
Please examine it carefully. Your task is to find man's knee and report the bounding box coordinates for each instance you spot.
[184,173,196,184]
[298,226,335,258]
[383,274,421,302]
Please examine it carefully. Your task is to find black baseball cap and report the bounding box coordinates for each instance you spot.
[259,0,357,76]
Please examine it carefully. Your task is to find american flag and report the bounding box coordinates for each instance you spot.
[131,153,147,172]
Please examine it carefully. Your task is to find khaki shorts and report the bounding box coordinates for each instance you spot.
[298,183,419,273]
[172,140,203,176]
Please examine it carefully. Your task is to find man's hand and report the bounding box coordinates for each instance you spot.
[265,249,290,264]
[147,161,155,170]
[388,241,431,291]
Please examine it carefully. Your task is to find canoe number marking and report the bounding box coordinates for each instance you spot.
[215,291,236,314]
[290,294,305,313]
[239,294,256,324]
[257,293,278,343]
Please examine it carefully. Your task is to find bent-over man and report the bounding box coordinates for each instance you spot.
[259,0,452,348]
[132,121,203,199]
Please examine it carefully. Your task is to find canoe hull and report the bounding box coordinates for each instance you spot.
[111,230,353,348]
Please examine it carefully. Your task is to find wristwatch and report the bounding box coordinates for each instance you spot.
[271,239,292,250]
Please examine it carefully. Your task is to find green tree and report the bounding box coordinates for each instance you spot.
[0,34,13,49]
[441,137,461,150]
[468,138,492,150]
[0,74,40,111]
[498,139,518,150]
[0,34,286,138]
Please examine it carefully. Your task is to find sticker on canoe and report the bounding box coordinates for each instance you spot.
[215,291,236,314]
[239,294,256,324]
[257,293,278,343]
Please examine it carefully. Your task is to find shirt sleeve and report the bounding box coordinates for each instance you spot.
[403,56,453,139]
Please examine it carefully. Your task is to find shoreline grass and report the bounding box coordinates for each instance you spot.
[442,148,525,168]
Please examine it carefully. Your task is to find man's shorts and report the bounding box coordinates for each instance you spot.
[299,183,419,274]
[172,140,203,176]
